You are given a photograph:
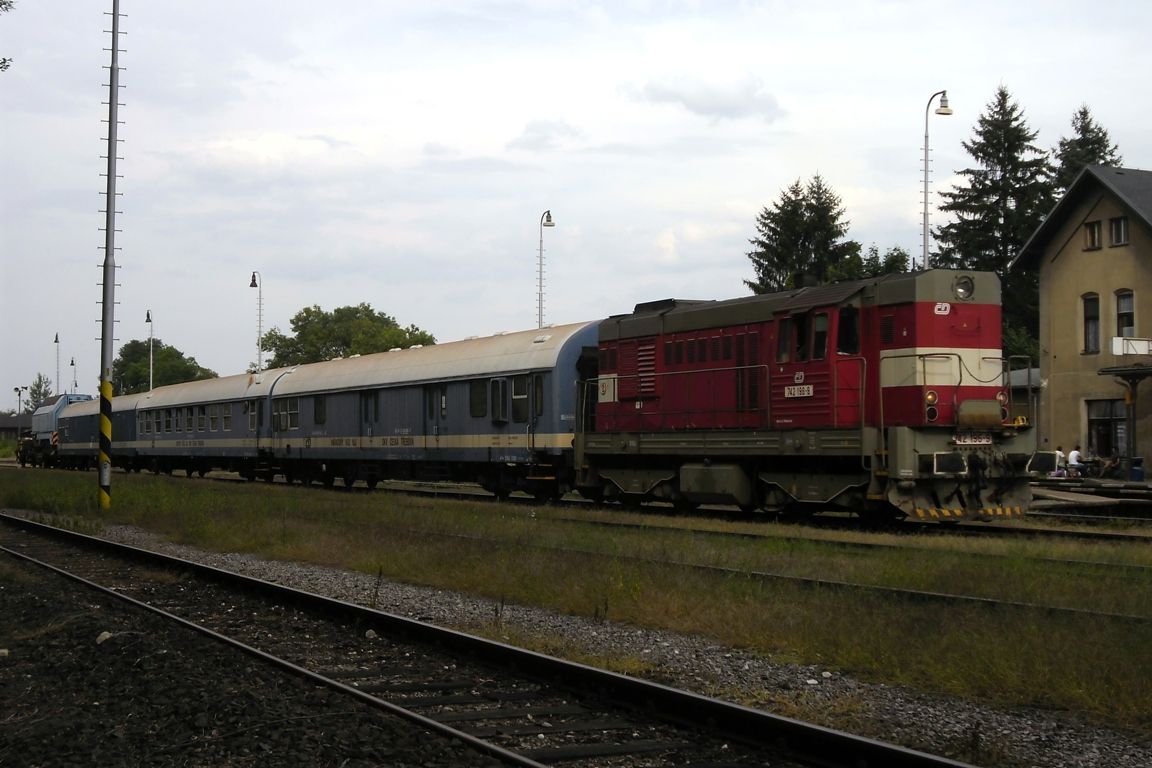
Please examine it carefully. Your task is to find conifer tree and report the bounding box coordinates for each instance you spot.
[745,175,861,294]
[1052,105,1122,194]
[933,86,1053,359]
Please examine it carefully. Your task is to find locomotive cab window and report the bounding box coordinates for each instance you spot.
[794,313,811,362]
[776,318,792,363]
[837,306,860,354]
[812,313,829,361]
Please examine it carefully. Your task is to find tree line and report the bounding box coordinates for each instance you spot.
[745,85,1122,360]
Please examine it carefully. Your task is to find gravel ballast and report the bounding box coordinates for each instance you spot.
[6,517,1151,767]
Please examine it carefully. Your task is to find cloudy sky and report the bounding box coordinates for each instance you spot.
[3,0,1149,404]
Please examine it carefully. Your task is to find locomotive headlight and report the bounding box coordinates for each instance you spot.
[953,275,975,301]
[925,390,939,406]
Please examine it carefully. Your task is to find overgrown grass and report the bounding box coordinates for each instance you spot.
[3,468,1151,732]
[0,440,15,460]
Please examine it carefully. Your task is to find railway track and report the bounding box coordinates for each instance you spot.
[0,512,973,768]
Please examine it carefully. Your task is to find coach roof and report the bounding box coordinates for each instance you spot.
[271,321,597,397]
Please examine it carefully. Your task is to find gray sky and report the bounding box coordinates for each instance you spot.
[3,0,1149,404]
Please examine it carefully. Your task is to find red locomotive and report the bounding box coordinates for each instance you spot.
[575,269,1036,521]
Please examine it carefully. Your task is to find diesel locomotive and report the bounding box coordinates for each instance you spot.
[44,269,1040,521]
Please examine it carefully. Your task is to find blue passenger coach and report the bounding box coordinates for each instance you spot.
[56,322,599,498]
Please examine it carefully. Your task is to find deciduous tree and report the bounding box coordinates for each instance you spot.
[262,303,436,368]
[112,339,217,394]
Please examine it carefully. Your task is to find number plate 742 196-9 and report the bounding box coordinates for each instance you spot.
[954,432,992,446]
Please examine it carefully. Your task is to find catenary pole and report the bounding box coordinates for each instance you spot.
[98,0,123,510]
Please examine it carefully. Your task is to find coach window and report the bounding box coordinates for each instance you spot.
[222,403,232,431]
[196,405,206,432]
[512,375,530,423]
[314,395,327,426]
[812,313,829,361]
[469,380,487,418]
[247,400,257,431]
[153,411,162,435]
[837,306,860,354]
[686,338,696,364]
[209,405,219,432]
[164,409,173,433]
[490,378,509,423]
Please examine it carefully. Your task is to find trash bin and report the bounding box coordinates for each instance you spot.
[1130,457,1144,482]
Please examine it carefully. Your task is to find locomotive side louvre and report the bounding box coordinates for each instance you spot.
[575,270,1036,520]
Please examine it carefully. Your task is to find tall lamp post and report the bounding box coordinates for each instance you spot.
[249,271,263,372]
[145,310,154,390]
[13,386,27,415]
[537,210,554,329]
[54,333,60,396]
[922,89,953,269]
[70,358,77,394]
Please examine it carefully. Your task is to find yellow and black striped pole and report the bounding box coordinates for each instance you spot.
[98,379,113,509]
[97,0,123,511]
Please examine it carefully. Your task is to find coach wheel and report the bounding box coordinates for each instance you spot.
[365,478,379,490]
[672,498,699,515]
[343,473,357,489]
[185,467,195,478]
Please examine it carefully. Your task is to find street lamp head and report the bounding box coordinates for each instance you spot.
[935,91,953,116]
[250,272,259,288]
[542,210,554,228]
[145,309,152,323]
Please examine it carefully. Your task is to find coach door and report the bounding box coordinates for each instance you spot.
[424,384,446,453]
[359,390,378,449]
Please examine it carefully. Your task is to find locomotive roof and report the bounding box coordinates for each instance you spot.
[131,321,599,406]
[601,278,875,340]
[600,270,998,341]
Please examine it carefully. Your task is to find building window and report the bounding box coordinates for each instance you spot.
[1083,294,1100,354]
[1087,399,1126,458]
[1084,220,1102,250]
[1117,290,1135,338]
[1110,216,1129,246]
